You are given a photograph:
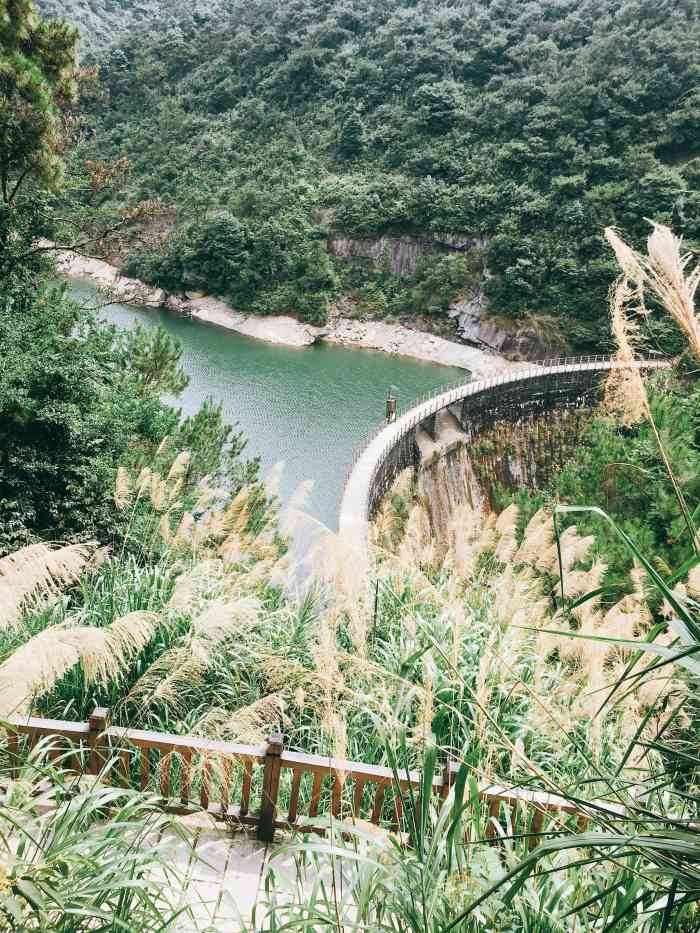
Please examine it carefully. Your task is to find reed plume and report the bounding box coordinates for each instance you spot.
[514,508,553,566]
[0,543,92,630]
[0,626,100,716]
[135,467,152,496]
[81,611,161,686]
[167,450,191,482]
[150,475,168,512]
[0,611,160,716]
[173,512,196,548]
[114,466,132,510]
[494,503,519,563]
[127,595,260,713]
[264,461,284,499]
[167,561,224,614]
[314,611,344,749]
[605,223,699,554]
[201,694,288,744]
[191,597,260,642]
[125,646,206,716]
[607,223,700,363]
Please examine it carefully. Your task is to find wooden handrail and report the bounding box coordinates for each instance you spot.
[4,710,624,843]
[104,725,266,761]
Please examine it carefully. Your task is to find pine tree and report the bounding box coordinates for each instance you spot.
[0,0,78,203]
[337,110,364,161]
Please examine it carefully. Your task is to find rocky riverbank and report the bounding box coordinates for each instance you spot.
[55,248,513,378]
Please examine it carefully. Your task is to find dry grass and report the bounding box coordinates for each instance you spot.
[607,223,700,364]
[0,610,161,717]
[378,477,686,774]
[187,693,289,746]
[604,224,700,554]
[0,543,93,630]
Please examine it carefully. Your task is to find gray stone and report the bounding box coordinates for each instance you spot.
[164,293,194,316]
[449,294,565,362]
[327,232,487,278]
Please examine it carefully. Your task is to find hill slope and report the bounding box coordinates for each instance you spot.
[37,1,219,53]
[72,0,700,352]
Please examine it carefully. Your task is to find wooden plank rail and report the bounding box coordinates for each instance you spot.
[3,709,623,844]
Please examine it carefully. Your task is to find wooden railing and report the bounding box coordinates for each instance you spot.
[4,709,620,844]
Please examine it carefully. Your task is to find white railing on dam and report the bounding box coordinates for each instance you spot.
[338,355,669,548]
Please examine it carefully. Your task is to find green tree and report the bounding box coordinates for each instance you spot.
[0,0,78,203]
[119,324,189,397]
[337,110,365,160]
[0,1,260,552]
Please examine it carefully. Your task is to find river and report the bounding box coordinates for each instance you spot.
[69,280,465,531]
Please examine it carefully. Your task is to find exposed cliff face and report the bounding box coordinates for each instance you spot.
[327,230,565,361]
[448,296,568,361]
[327,232,488,278]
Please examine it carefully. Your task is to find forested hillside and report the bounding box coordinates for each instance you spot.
[36,1,219,52]
[36,1,156,50]
[71,0,699,352]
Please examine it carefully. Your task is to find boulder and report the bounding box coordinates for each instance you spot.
[163,294,194,316]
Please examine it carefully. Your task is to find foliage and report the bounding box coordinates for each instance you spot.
[0,279,253,554]
[497,225,700,589]
[4,473,697,929]
[0,2,260,555]
[0,0,78,203]
[259,742,699,931]
[35,0,225,54]
[57,0,700,349]
[124,209,338,325]
[0,740,190,931]
[496,374,700,591]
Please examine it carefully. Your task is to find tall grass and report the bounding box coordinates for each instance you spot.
[0,739,192,931]
[248,225,700,930]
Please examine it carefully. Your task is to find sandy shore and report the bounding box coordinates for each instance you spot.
[55,247,512,377]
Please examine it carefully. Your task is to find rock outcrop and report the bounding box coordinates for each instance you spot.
[327,232,487,277]
[449,294,566,361]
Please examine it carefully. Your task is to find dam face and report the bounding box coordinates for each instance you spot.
[339,357,667,548]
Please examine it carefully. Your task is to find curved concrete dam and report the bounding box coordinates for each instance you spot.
[339,357,668,548]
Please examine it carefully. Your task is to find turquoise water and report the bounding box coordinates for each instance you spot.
[69,280,464,530]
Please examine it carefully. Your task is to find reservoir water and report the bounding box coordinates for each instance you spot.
[69,280,465,530]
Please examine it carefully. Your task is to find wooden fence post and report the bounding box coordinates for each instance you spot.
[257,733,283,843]
[88,707,111,776]
[441,759,454,803]
[7,729,20,779]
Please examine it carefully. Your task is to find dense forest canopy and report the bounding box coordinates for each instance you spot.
[0,0,258,554]
[42,0,700,350]
[35,1,221,51]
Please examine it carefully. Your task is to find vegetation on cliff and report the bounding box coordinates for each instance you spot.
[45,0,700,347]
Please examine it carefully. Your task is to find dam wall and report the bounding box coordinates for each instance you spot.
[339,356,667,548]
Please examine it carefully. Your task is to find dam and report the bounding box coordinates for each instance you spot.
[340,356,667,547]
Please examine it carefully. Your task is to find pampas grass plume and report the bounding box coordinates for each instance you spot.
[0,543,92,630]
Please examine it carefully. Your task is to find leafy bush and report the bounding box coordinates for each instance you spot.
[0,741,190,931]
[125,210,338,324]
[496,374,700,591]
[0,278,254,554]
